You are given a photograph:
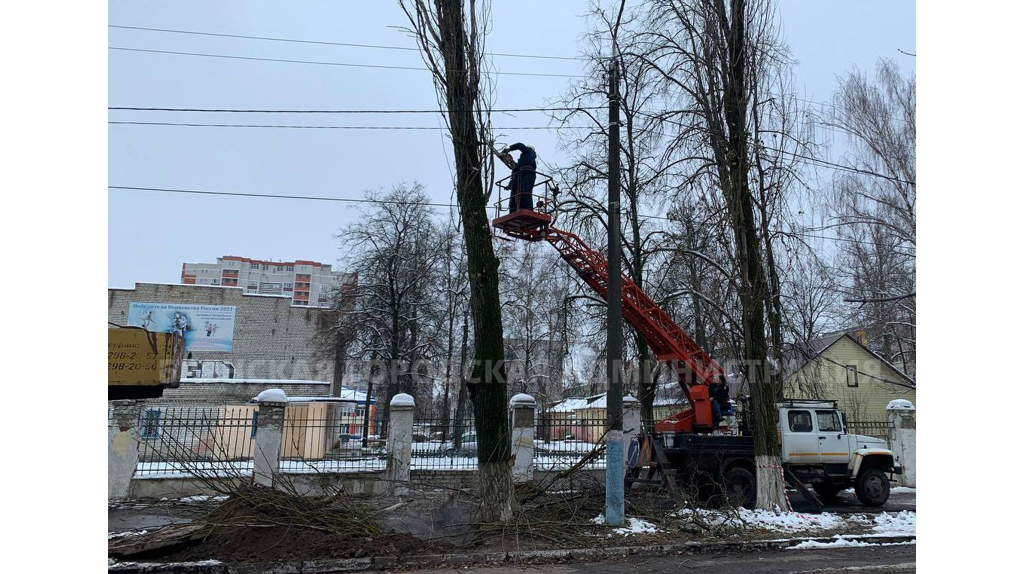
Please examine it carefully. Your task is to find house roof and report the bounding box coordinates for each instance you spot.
[546,393,640,412]
[781,333,915,388]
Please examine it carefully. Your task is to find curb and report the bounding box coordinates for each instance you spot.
[108,533,915,573]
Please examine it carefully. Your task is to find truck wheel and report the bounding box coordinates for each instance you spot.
[812,483,845,500]
[855,468,890,507]
[723,467,756,508]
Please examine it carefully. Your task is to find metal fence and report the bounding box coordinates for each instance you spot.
[134,404,386,477]
[846,420,894,443]
[277,405,385,474]
[534,417,608,471]
[409,417,479,470]
[135,406,256,478]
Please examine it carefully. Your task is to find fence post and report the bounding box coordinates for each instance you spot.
[621,395,640,470]
[510,394,536,483]
[886,400,916,487]
[253,389,287,488]
[385,393,415,495]
[108,400,143,501]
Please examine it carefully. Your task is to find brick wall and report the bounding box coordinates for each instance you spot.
[154,380,331,405]
[109,283,334,381]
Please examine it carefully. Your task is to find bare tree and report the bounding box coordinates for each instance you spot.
[324,185,447,421]
[552,1,686,425]
[399,0,514,522]
[637,0,791,509]
[825,58,916,376]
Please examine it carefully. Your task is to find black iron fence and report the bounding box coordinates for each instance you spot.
[135,405,256,478]
[846,420,894,443]
[534,417,608,471]
[409,417,479,470]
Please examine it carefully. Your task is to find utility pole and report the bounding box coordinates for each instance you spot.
[604,53,625,527]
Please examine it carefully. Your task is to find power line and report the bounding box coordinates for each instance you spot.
[108,105,600,114]
[108,185,900,248]
[109,24,584,62]
[108,185,460,209]
[109,46,586,78]
[109,121,565,130]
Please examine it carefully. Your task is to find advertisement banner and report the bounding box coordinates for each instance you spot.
[127,302,236,352]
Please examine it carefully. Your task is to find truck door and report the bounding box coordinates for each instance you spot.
[815,410,850,464]
[782,409,820,464]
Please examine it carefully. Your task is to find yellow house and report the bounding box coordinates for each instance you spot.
[783,333,916,423]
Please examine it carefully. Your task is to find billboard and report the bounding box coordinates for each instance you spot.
[127,302,236,352]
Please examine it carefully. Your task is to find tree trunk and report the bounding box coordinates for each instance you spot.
[718,0,786,510]
[434,0,512,522]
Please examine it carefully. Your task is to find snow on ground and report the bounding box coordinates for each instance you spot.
[673,507,845,533]
[867,510,916,536]
[788,538,916,550]
[673,507,915,537]
[891,486,916,494]
[178,495,229,503]
[591,515,661,536]
[108,530,148,540]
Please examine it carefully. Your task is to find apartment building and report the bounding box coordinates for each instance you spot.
[181,255,354,307]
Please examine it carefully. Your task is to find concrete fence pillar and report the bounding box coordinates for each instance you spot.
[108,400,143,501]
[385,393,415,495]
[621,395,641,470]
[886,399,916,488]
[253,389,287,487]
[509,394,536,483]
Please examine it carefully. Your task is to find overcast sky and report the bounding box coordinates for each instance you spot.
[108,0,915,288]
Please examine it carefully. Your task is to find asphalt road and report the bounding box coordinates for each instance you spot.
[789,488,916,514]
[411,545,916,574]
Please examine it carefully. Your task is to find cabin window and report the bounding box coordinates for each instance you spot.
[788,410,813,433]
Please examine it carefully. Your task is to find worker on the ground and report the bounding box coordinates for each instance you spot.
[504,142,537,212]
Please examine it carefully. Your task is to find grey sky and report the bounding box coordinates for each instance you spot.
[108,0,915,288]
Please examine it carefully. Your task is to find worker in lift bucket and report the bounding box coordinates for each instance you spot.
[503,142,537,212]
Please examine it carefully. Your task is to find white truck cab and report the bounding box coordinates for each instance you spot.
[777,400,900,506]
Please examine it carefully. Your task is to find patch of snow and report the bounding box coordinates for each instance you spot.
[788,537,916,550]
[179,495,229,503]
[869,511,916,536]
[256,388,287,402]
[391,393,415,407]
[108,529,148,540]
[185,377,330,385]
[510,393,536,406]
[591,515,660,536]
[886,399,915,411]
[891,486,915,494]
[674,507,845,533]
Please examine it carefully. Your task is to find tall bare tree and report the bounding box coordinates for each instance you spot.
[323,185,446,420]
[824,58,916,376]
[638,0,791,509]
[399,0,513,521]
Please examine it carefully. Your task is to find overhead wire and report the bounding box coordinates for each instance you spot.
[107,185,900,248]
[108,24,584,61]
[108,46,586,78]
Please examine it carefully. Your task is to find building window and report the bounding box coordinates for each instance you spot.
[251,411,259,438]
[142,409,161,439]
[286,265,294,271]
[846,365,859,387]
[250,263,259,269]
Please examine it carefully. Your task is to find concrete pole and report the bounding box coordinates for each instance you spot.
[108,400,143,501]
[604,52,625,527]
[385,393,415,495]
[886,400,916,488]
[253,389,287,488]
[510,394,537,483]
[621,394,640,471]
